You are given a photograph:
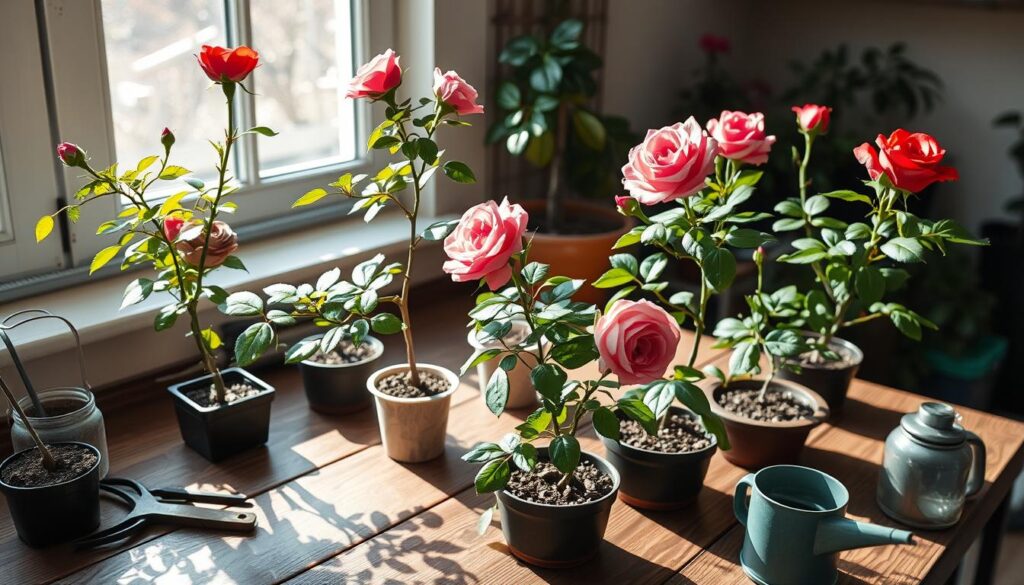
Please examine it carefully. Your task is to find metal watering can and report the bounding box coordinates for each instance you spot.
[734,465,914,585]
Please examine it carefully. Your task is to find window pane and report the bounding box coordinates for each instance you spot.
[100,0,227,183]
[250,0,357,177]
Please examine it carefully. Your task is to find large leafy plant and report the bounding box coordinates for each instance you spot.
[487,19,628,230]
[37,45,270,403]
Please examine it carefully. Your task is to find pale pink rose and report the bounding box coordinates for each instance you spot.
[176,220,238,268]
[346,49,402,99]
[443,197,528,290]
[621,118,718,205]
[707,110,775,165]
[594,299,681,386]
[433,68,484,115]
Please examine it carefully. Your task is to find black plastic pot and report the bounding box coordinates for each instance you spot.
[167,367,275,462]
[496,448,619,568]
[600,407,716,510]
[776,335,863,416]
[298,335,383,414]
[0,441,100,547]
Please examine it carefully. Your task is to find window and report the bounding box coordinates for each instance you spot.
[0,0,392,285]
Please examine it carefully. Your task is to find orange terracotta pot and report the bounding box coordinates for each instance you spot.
[521,200,631,305]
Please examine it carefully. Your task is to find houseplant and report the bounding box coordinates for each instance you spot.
[37,45,278,462]
[769,109,986,413]
[592,112,773,508]
[487,18,631,302]
[709,247,829,469]
[277,50,482,461]
[444,199,670,567]
[0,375,101,547]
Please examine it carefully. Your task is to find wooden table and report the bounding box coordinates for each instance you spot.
[2,284,1022,584]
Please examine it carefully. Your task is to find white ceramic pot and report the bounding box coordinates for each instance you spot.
[366,363,460,462]
[467,321,548,411]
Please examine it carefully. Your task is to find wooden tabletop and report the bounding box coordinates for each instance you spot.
[2,282,1023,584]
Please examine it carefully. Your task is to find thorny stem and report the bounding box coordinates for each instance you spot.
[0,376,56,471]
[555,371,612,489]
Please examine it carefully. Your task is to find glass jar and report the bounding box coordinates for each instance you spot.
[9,387,109,478]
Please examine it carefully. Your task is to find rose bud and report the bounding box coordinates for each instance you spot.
[161,127,175,150]
[791,104,832,136]
[753,246,765,266]
[197,45,259,84]
[433,68,484,115]
[346,49,402,100]
[163,215,185,242]
[56,142,85,167]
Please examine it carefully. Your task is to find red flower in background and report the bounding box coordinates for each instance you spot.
[854,129,958,193]
[197,45,259,83]
[699,34,731,55]
[163,216,185,242]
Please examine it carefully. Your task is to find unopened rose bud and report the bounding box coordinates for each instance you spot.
[56,142,85,167]
[753,246,765,265]
[161,127,175,150]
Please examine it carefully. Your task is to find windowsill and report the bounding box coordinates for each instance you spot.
[0,211,453,368]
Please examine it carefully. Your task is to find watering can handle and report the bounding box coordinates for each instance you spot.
[734,473,755,526]
[964,431,986,498]
[0,310,91,415]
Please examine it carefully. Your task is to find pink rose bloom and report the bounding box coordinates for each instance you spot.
[621,118,719,205]
[595,299,681,386]
[346,49,402,99]
[791,104,832,135]
[175,220,239,268]
[854,129,958,194]
[707,110,775,165]
[443,197,528,290]
[56,142,84,167]
[433,68,484,115]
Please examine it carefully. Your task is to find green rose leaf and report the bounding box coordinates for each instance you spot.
[442,161,476,184]
[530,364,566,402]
[474,458,511,493]
[617,397,657,435]
[284,339,320,364]
[881,237,925,263]
[549,435,581,474]
[511,443,538,472]
[234,322,274,366]
[484,367,510,416]
[729,342,761,376]
[371,313,403,335]
[462,442,506,462]
[549,336,599,369]
[221,291,264,316]
[592,267,635,288]
[121,278,154,309]
[592,407,620,441]
[855,265,885,305]
[702,247,736,292]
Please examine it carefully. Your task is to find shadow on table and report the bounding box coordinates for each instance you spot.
[832,396,907,441]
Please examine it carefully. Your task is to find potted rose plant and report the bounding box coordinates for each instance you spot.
[590,112,773,508]
[0,375,101,547]
[708,247,829,469]
[273,50,481,461]
[769,107,987,413]
[36,46,277,462]
[443,199,674,567]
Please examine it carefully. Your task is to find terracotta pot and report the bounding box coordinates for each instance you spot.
[775,334,863,416]
[298,335,384,414]
[600,407,717,510]
[705,379,829,470]
[496,448,619,568]
[521,200,631,305]
[366,363,459,463]
[467,321,547,411]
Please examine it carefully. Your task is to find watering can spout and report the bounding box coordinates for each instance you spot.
[814,517,914,556]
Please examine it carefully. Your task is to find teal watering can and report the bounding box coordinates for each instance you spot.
[734,465,914,585]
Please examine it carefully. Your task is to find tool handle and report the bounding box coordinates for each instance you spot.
[152,486,251,506]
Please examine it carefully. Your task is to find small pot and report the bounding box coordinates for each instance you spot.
[600,407,716,510]
[467,322,545,410]
[776,334,863,416]
[366,363,459,463]
[706,379,828,470]
[298,335,384,414]
[521,200,631,305]
[496,448,620,568]
[167,367,275,462]
[9,387,109,478]
[0,442,101,547]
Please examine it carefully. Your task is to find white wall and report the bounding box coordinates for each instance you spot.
[601,0,1024,232]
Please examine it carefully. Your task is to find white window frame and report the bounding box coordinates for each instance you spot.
[0,0,68,279]
[40,0,395,271]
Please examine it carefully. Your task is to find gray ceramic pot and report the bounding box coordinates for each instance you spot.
[601,407,716,510]
[298,335,383,414]
[776,335,863,416]
[496,448,619,568]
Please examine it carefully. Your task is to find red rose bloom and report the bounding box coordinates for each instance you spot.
[198,45,259,83]
[854,129,958,193]
[791,104,832,135]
